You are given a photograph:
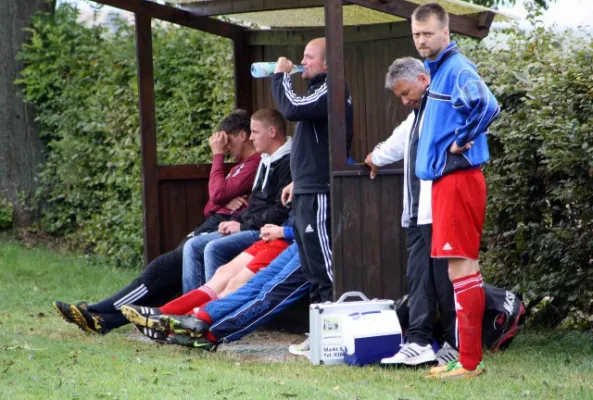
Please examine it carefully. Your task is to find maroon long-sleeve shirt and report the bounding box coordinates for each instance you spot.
[203,152,261,217]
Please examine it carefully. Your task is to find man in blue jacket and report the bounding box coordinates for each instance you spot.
[410,3,500,379]
[366,57,457,368]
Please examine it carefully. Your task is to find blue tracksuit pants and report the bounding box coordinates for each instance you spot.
[205,242,309,343]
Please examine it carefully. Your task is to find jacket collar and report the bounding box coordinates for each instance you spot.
[424,42,460,76]
[253,137,292,191]
[309,73,327,89]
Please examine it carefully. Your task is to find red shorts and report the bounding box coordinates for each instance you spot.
[243,239,290,273]
[431,168,486,260]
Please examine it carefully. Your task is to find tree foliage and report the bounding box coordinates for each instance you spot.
[17,3,234,267]
[468,0,551,9]
[460,18,593,328]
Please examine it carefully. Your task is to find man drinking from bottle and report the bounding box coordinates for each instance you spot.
[269,37,353,354]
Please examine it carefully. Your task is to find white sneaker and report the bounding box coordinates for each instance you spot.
[435,342,459,366]
[288,337,310,356]
[380,342,436,366]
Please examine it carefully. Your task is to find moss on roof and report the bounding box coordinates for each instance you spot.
[172,0,511,28]
[232,6,404,27]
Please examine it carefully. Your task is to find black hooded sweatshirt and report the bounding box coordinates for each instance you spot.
[232,138,293,231]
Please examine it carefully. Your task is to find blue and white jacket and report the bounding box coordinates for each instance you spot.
[416,43,500,181]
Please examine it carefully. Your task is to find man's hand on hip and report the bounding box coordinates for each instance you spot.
[450,140,474,154]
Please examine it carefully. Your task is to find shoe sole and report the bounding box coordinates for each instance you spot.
[120,306,166,332]
[160,316,204,338]
[167,335,217,351]
[69,305,99,334]
[425,367,486,379]
[53,302,76,325]
[288,349,310,357]
[136,325,167,343]
[381,350,437,367]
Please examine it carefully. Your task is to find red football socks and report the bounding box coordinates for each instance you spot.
[159,285,218,315]
[452,271,486,371]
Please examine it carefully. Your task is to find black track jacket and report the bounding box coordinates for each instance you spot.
[271,72,353,194]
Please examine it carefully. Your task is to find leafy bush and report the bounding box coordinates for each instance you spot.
[17,3,233,268]
[0,196,14,230]
[461,17,593,328]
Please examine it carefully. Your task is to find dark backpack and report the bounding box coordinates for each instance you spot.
[395,283,525,351]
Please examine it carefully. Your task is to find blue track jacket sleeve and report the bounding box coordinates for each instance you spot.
[283,226,294,241]
[451,68,500,147]
[271,73,327,121]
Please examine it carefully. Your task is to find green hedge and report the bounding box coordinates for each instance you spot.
[17,3,234,268]
[461,22,593,328]
[0,196,14,230]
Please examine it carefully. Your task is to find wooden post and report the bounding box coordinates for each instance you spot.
[325,0,346,300]
[135,12,161,264]
[233,31,253,114]
[325,0,347,172]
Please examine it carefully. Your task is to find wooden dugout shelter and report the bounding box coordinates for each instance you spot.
[90,0,504,301]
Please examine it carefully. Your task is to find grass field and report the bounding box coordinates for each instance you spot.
[1,239,592,399]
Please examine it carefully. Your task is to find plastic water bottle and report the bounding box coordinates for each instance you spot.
[250,62,304,78]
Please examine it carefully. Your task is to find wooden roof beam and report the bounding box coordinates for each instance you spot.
[179,0,325,16]
[90,0,245,39]
[345,0,494,39]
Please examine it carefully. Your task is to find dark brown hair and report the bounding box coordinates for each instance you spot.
[412,3,449,28]
[217,109,251,136]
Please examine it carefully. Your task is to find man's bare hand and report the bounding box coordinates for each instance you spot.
[259,224,284,242]
[274,57,293,74]
[224,195,249,212]
[218,221,241,235]
[281,182,294,207]
[450,140,474,154]
[209,131,228,155]
[364,152,379,180]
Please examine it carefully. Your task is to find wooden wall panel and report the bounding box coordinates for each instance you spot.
[157,163,234,254]
[379,172,408,298]
[333,177,363,295]
[158,181,187,253]
[333,173,407,300]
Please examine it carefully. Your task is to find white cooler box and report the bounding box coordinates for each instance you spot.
[309,291,401,365]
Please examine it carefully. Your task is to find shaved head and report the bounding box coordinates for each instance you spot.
[308,38,326,60]
[301,37,327,80]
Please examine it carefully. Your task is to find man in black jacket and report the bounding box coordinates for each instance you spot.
[271,38,353,309]
[182,108,293,293]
